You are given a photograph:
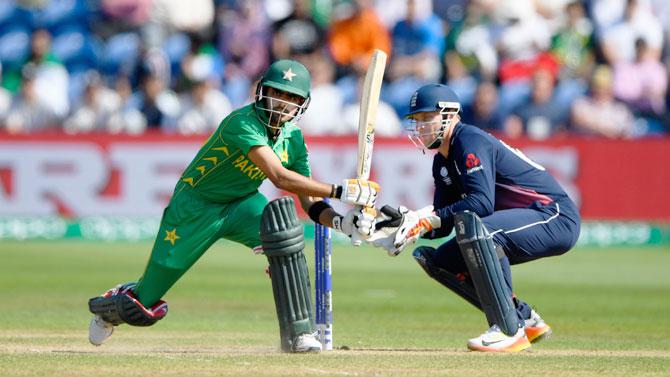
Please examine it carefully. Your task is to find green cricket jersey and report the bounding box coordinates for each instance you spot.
[177,104,311,203]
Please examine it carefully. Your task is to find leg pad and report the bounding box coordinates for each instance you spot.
[261,197,315,352]
[454,211,520,336]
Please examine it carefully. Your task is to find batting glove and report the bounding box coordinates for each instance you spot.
[333,207,376,240]
[332,179,380,207]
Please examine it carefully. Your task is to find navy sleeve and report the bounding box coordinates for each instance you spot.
[434,135,496,227]
[423,160,454,239]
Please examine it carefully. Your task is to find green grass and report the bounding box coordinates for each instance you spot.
[1,240,669,376]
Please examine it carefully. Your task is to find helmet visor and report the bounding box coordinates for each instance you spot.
[255,85,309,129]
[406,108,458,150]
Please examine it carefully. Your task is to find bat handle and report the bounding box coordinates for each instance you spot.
[351,205,377,247]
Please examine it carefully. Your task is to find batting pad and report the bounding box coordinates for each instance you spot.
[454,211,520,336]
[260,197,315,352]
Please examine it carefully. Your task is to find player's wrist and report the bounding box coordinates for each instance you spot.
[330,184,343,199]
[308,200,333,225]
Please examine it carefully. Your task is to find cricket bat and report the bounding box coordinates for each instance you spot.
[352,49,387,246]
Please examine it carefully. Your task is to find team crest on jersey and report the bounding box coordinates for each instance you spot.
[440,166,452,185]
[465,153,483,174]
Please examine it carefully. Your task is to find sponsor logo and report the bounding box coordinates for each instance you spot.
[466,165,484,174]
[439,166,452,185]
[481,339,505,347]
[465,153,480,169]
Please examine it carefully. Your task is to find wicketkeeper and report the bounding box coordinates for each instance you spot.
[368,84,581,352]
[87,60,377,352]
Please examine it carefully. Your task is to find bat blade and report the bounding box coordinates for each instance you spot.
[351,49,386,246]
[356,49,387,181]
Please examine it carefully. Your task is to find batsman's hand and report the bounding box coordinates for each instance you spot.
[335,179,380,207]
[368,205,441,256]
[333,207,376,241]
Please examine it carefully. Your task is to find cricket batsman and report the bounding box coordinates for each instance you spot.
[87,60,378,353]
[368,84,581,352]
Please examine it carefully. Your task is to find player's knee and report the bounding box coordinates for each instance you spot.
[88,283,168,327]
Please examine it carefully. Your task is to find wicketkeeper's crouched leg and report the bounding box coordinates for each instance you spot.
[260,197,320,353]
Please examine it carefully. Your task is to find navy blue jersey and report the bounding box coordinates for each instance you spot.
[431,123,570,235]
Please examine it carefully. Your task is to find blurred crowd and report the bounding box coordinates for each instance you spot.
[0,0,669,139]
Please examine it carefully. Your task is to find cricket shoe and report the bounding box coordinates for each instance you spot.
[292,332,322,353]
[524,309,552,343]
[89,315,114,346]
[467,325,531,352]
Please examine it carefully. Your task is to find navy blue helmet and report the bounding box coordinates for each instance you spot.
[405,84,461,118]
[405,84,461,150]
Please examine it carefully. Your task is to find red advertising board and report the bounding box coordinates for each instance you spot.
[0,132,668,221]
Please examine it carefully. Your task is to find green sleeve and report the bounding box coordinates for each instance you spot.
[289,131,311,178]
[219,115,268,155]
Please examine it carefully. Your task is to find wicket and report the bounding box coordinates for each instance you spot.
[314,203,333,350]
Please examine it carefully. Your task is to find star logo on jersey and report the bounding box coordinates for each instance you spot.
[164,228,180,246]
[282,68,296,81]
[465,153,480,169]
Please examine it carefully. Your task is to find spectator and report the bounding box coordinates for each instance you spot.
[601,0,663,64]
[97,0,153,37]
[550,1,594,111]
[571,65,635,138]
[613,38,667,114]
[328,0,391,75]
[129,61,181,130]
[63,71,123,134]
[5,65,59,133]
[504,68,568,139]
[0,63,11,125]
[107,76,147,134]
[175,57,232,135]
[494,1,559,120]
[443,52,478,108]
[449,1,498,80]
[533,0,575,33]
[143,0,215,48]
[461,81,502,131]
[300,54,344,135]
[385,0,444,116]
[178,33,225,90]
[342,74,401,136]
[4,29,71,118]
[494,0,556,83]
[217,0,270,107]
[271,0,325,60]
[551,1,595,80]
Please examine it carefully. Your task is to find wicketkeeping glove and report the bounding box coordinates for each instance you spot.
[370,205,441,256]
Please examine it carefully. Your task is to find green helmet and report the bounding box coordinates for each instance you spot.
[260,60,311,98]
[255,60,312,130]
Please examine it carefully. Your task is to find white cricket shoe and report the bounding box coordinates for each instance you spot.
[292,332,322,353]
[524,309,552,343]
[89,315,114,346]
[467,324,531,352]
